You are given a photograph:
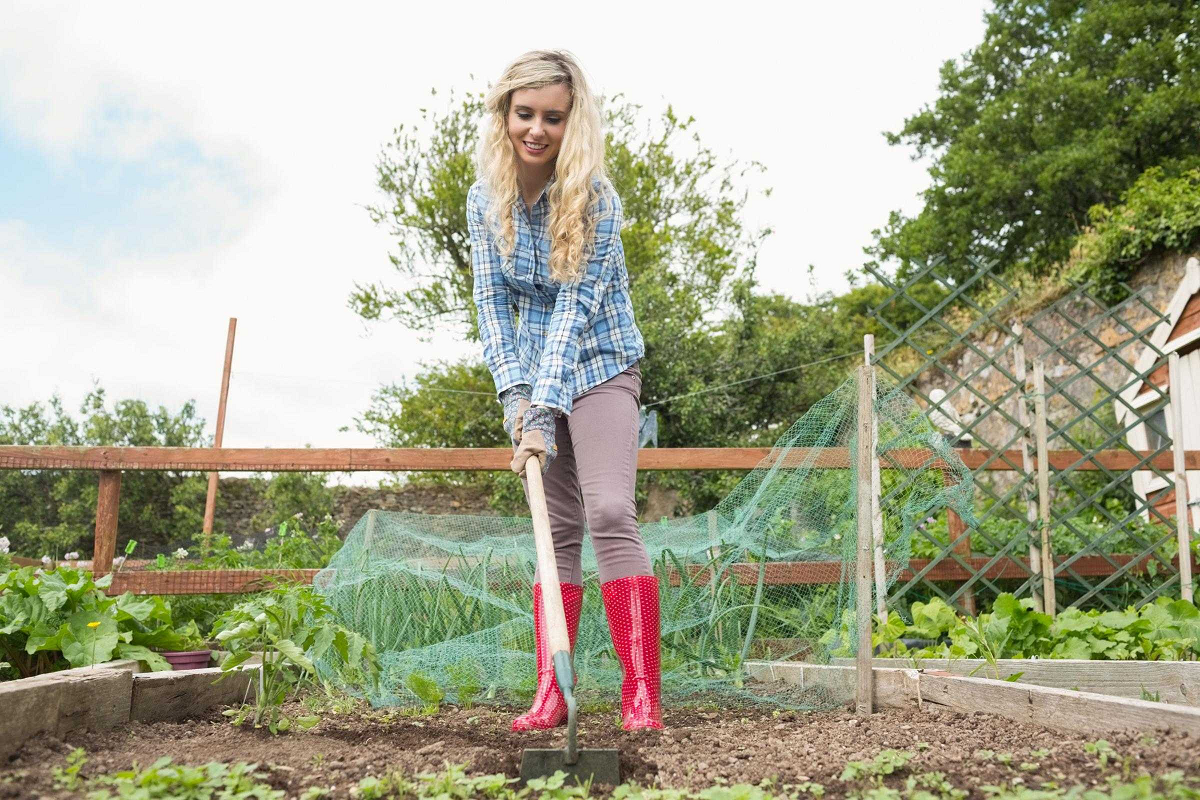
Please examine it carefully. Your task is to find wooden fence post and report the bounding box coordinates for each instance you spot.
[864,335,887,622]
[856,363,875,715]
[93,470,122,577]
[1033,361,1057,615]
[1169,352,1195,603]
[1013,325,1045,613]
[201,317,237,558]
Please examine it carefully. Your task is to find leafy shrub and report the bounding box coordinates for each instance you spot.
[0,565,200,678]
[838,593,1200,663]
[1074,165,1200,299]
[211,582,379,733]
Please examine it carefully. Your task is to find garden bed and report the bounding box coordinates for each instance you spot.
[3,698,1198,798]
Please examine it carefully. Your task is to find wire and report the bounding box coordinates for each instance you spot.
[235,349,863,409]
[641,350,862,409]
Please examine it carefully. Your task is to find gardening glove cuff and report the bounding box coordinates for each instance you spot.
[500,385,532,446]
[511,405,557,475]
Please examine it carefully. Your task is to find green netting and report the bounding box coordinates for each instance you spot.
[313,372,976,711]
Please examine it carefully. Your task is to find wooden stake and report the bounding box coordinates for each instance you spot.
[864,335,886,621]
[93,470,122,577]
[1013,325,1044,613]
[202,318,237,556]
[1033,361,1057,615]
[856,363,875,715]
[1169,352,1195,603]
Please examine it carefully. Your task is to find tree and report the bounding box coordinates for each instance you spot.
[869,0,1200,282]
[0,386,211,557]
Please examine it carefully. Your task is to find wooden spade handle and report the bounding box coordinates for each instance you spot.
[526,462,571,656]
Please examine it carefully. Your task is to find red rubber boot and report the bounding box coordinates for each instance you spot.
[511,582,585,731]
[601,574,664,731]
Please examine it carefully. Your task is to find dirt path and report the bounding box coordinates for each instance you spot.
[3,702,1197,798]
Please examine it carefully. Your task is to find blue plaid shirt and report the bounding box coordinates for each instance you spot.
[468,175,645,415]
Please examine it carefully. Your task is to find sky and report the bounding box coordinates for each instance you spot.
[0,1,992,486]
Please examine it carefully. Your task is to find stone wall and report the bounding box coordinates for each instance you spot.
[211,478,497,539]
[912,251,1197,455]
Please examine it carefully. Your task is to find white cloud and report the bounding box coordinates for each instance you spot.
[1,0,990,485]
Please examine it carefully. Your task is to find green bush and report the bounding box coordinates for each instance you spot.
[1075,165,1200,298]
[829,593,1200,664]
[0,565,201,679]
[212,582,379,733]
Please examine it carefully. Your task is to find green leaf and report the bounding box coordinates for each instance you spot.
[60,611,118,667]
[114,643,171,672]
[271,638,314,674]
[36,570,70,614]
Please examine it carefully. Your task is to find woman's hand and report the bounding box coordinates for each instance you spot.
[511,406,557,475]
[500,385,532,446]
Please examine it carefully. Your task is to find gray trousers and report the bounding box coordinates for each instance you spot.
[523,362,652,585]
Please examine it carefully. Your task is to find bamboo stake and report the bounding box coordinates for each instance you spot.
[202,318,237,557]
[1169,353,1195,603]
[1013,325,1044,613]
[1033,361,1057,615]
[865,335,886,621]
[856,363,875,715]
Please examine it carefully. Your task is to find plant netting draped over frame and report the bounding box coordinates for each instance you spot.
[313,373,977,710]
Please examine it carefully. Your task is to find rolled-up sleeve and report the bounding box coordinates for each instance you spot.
[531,191,623,414]
[469,186,528,397]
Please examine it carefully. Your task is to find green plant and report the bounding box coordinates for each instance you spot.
[52,747,87,791]
[0,565,199,678]
[404,670,446,714]
[840,750,913,784]
[867,594,1200,665]
[212,581,379,733]
[86,757,283,800]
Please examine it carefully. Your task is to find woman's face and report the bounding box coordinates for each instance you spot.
[507,83,571,169]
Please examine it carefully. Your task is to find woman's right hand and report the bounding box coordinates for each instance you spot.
[500,385,532,446]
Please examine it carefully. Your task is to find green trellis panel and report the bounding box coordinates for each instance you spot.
[867,258,1177,613]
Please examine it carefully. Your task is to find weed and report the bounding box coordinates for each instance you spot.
[51,747,87,791]
[1084,740,1117,769]
[87,758,283,800]
[840,750,913,784]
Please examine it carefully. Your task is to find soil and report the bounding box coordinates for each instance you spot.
[2,701,1198,799]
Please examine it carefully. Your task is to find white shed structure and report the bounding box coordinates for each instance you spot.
[1116,257,1200,529]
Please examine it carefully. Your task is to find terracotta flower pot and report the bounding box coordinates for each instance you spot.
[161,650,213,671]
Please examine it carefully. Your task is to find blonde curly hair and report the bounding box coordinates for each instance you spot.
[475,49,613,283]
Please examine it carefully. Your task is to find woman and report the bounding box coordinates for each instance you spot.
[466,49,662,732]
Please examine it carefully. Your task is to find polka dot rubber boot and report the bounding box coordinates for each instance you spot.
[601,574,664,731]
[511,582,585,731]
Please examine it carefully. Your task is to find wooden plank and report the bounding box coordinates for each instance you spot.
[919,672,1200,737]
[852,658,1200,706]
[130,665,259,723]
[1169,352,1195,603]
[109,568,321,595]
[1,444,1197,473]
[672,552,1199,586]
[744,662,919,709]
[0,664,135,760]
[856,363,875,715]
[93,469,121,577]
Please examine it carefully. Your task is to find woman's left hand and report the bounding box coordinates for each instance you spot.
[511,406,557,475]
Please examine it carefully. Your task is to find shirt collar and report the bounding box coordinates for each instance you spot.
[533,172,557,207]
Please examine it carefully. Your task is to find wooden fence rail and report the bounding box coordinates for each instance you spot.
[1,445,1196,596]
